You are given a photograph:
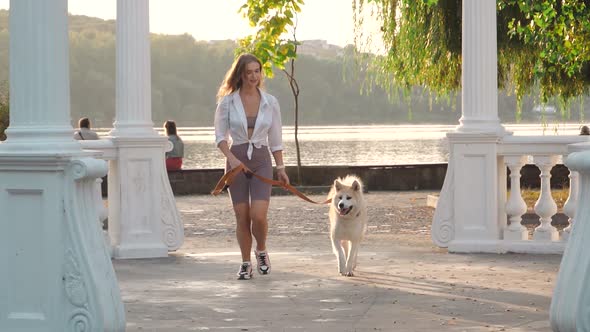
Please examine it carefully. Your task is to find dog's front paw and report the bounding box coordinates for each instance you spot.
[344,271,354,277]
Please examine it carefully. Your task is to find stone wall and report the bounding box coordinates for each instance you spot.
[100,163,572,196]
[164,164,448,195]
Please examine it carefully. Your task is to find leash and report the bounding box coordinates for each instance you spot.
[211,164,331,205]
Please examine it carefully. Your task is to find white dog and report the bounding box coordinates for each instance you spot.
[328,175,367,277]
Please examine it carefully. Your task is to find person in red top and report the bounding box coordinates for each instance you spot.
[164,120,184,171]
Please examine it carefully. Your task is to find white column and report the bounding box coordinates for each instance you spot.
[2,0,79,153]
[433,0,507,253]
[108,0,184,259]
[112,0,156,137]
[550,146,590,331]
[457,0,505,134]
[0,1,125,331]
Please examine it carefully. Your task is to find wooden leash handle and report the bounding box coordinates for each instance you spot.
[211,164,331,205]
[210,164,246,196]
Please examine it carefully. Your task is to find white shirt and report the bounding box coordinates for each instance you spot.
[214,89,283,160]
[74,128,99,140]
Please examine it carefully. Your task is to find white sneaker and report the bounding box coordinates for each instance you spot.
[237,262,253,280]
[255,250,271,275]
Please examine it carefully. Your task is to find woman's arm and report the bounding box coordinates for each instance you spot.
[218,140,241,169]
[267,96,288,183]
[272,150,289,184]
[214,97,241,169]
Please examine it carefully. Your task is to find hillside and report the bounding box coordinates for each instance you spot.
[0,10,585,127]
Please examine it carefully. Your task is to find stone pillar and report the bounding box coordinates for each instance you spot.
[432,0,508,252]
[108,0,184,259]
[0,1,125,331]
[550,143,590,331]
[457,0,504,134]
[112,0,156,137]
[3,0,78,153]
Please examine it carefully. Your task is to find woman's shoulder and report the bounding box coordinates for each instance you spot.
[218,92,236,105]
[261,90,279,105]
[220,91,241,108]
[218,95,230,105]
[170,135,184,144]
[260,90,276,99]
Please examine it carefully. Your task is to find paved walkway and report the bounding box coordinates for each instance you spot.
[113,191,561,332]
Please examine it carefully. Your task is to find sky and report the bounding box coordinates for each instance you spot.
[0,0,358,47]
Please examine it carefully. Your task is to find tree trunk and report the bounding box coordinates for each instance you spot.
[284,58,301,184]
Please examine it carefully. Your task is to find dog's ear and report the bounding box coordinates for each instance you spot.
[351,180,360,191]
[334,179,342,191]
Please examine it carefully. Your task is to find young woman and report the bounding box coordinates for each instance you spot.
[214,53,289,280]
[164,120,184,171]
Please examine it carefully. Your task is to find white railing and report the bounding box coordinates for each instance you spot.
[78,138,183,257]
[79,140,116,255]
[496,135,588,253]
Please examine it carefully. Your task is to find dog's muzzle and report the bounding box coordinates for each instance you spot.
[338,204,353,216]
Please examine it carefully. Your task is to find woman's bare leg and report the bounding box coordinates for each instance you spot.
[250,200,270,251]
[233,203,252,262]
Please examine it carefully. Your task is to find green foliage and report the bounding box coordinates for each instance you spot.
[0,81,8,141]
[501,0,590,102]
[237,0,304,77]
[352,1,461,98]
[238,0,306,175]
[353,0,590,112]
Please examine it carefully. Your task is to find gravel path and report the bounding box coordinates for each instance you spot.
[177,191,436,246]
[117,190,560,331]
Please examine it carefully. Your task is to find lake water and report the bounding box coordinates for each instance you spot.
[98,123,586,169]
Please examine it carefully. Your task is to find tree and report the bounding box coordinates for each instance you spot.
[501,0,590,102]
[237,0,305,184]
[352,0,590,120]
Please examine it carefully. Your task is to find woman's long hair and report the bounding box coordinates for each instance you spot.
[164,120,177,136]
[216,53,264,101]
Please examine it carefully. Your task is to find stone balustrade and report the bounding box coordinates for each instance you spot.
[496,135,590,253]
[432,133,590,254]
[79,137,184,257]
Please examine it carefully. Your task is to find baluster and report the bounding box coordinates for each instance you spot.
[503,156,529,240]
[532,155,560,241]
[561,170,579,241]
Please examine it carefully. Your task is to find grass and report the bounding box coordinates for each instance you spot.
[517,187,570,211]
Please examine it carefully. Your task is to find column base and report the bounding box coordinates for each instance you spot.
[456,118,508,136]
[560,227,572,242]
[0,157,125,331]
[533,228,559,241]
[501,241,565,254]
[448,240,504,253]
[112,243,168,259]
[503,227,528,241]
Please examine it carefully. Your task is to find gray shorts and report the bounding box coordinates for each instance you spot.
[226,143,272,204]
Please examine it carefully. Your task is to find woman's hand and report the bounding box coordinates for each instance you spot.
[227,155,242,170]
[277,169,290,185]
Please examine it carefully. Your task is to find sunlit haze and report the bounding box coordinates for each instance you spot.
[0,0,357,47]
